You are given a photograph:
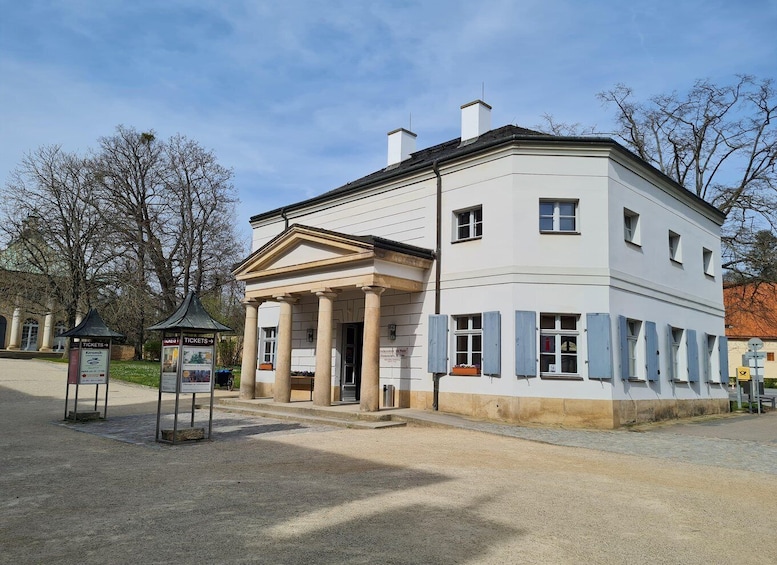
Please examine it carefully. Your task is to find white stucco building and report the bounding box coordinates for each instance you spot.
[234,100,730,428]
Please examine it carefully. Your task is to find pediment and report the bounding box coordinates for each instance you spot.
[234,226,375,281]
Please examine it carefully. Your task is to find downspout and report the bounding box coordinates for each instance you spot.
[432,160,442,314]
[432,159,443,410]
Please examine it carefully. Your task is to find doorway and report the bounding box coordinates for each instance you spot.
[340,323,363,402]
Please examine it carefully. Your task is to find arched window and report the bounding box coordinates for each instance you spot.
[53,321,67,352]
[21,318,39,351]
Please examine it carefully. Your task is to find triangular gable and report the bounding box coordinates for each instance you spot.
[233,225,377,282]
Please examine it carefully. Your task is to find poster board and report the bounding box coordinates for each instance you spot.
[181,336,214,393]
[78,341,110,384]
[161,336,181,393]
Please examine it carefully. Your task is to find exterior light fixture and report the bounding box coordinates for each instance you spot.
[388,323,397,341]
[307,328,315,342]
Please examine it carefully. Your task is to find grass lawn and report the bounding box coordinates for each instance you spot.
[47,358,241,389]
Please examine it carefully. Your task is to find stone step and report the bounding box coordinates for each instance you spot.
[218,398,396,422]
[215,403,407,430]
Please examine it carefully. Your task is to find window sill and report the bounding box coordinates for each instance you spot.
[670,258,683,266]
[452,236,482,244]
[705,273,715,280]
[628,377,646,383]
[540,373,583,381]
[539,230,580,235]
[625,240,642,249]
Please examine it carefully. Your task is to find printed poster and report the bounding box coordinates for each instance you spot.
[180,336,214,394]
[160,336,180,392]
[79,342,109,385]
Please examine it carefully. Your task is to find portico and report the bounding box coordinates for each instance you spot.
[233,225,433,411]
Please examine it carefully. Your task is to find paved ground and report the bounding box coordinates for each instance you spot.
[1,358,776,564]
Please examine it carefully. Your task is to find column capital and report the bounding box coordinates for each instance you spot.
[361,285,386,296]
[273,294,299,304]
[242,298,262,307]
[313,288,338,299]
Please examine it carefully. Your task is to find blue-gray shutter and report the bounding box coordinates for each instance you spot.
[515,311,537,377]
[666,324,675,381]
[718,335,729,384]
[645,321,659,382]
[428,315,448,373]
[586,313,612,379]
[687,329,699,382]
[618,315,629,380]
[482,311,501,376]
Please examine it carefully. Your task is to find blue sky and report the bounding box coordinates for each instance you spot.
[1,0,776,247]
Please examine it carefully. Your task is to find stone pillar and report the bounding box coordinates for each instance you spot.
[273,295,297,403]
[360,286,385,412]
[7,306,22,350]
[313,290,337,406]
[39,307,54,352]
[240,299,260,400]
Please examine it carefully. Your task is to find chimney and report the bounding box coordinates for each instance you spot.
[387,128,417,168]
[460,100,492,144]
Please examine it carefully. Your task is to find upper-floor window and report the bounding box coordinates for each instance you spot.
[454,206,482,241]
[624,209,640,245]
[539,200,577,233]
[669,231,682,263]
[540,313,579,375]
[670,326,684,380]
[453,314,482,370]
[703,247,714,277]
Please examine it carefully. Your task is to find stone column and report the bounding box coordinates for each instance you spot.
[360,286,385,412]
[313,290,337,406]
[273,294,297,403]
[239,299,260,400]
[39,307,54,352]
[7,306,22,350]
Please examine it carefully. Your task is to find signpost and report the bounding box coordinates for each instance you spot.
[745,338,764,414]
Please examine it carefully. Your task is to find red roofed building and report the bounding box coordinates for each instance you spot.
[724,283,777,380]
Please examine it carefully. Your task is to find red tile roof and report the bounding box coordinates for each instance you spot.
[724,282,777,339]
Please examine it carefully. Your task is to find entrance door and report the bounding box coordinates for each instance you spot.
[340,323,363,402]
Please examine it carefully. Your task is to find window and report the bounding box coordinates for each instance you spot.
[455,206,482,241]
[540,314,579,375]
[703,248,714,277]
[21,318,39,351]
[626,319,642,379]
[670,326,684,380]
[539,200,577,233]
[706,334,717,382]
[624,209,640,245]
[454,314,482,370]
[53,321,67,352]
[768,352,775,362]
[260,327,277,365]
[669,231,682,262]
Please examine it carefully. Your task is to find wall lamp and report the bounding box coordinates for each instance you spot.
[307,328,315,343]
[388,323,397,341]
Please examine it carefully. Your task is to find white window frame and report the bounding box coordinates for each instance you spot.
[624,208,640,245]
[626,318,643,380]
[705,334,717,382]
[454,206,483,242]
[21,318,39,351]
[259,326,277,366]
[703,247,714,277]
[539,313,580,376]
[669,230,682,263]
[670,326,685,381]
[539,200,578,233]
[453,314,482,370]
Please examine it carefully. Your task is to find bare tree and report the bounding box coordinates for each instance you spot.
[0,146,113,327]
[597,77,777,275]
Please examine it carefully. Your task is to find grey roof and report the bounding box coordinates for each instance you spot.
[249,124,726,224]
[147,291,233,333]
[61,309,124,339]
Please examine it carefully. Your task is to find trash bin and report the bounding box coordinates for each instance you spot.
[383,384,395,407]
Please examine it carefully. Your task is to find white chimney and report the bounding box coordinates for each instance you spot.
[460,100,492,143]
[387,127,417,167]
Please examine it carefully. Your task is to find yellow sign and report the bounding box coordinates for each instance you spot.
[736,366,751,381]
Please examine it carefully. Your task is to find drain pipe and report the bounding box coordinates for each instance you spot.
[432,159,443,410]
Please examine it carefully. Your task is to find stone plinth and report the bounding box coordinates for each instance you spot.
[161,427,205,442]
[67,410,101,421]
